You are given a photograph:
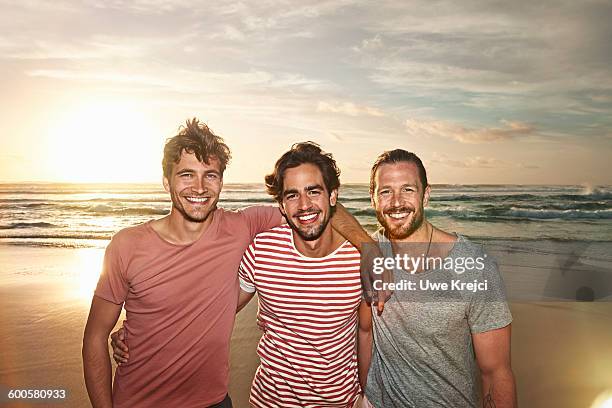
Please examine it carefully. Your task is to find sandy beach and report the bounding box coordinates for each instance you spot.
[1,244,612,408]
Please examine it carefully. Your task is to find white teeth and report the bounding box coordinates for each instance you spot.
[298,213,317,221]
[388,212,409,219]
[186,197,209,203]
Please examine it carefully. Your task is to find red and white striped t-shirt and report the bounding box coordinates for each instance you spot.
[239,225,362,408]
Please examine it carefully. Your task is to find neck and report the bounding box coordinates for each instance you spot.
[161,207,215,245]
[293,226,343,258]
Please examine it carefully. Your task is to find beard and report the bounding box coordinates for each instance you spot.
[286,209,331,241]
[376,205,425,240]
[171,194,218,223]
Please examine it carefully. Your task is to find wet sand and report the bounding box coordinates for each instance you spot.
[1,245,612,407]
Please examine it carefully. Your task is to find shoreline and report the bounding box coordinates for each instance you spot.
[1,244,611,407]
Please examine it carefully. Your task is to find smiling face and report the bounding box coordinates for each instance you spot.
[280,163,337,242]
[372,161,430,240]
[163,151,223,223]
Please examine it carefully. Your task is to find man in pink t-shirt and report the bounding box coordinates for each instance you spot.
[82,119,283,408]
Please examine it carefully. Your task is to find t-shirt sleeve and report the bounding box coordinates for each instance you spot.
[94,234,129,305]
[241,205,283,240]
[238,240,257,293]
[467,256,513,334]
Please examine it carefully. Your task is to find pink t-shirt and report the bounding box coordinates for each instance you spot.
[94,206,282,408]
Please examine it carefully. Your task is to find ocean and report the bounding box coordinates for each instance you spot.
[1,183,611,249]
[1,184,611,408]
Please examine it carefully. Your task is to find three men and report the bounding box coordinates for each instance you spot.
[359,150,516,407]
[89,122,516,407]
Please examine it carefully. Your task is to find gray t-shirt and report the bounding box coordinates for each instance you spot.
[365,231,512,408]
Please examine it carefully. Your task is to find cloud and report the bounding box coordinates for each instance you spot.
[0,0,610,184]
[431,152,541,169]
[353,34,384,52]
[406,119,536,143]
[328,132,345,142]
[317,101,386,117]
[431,153,506,168]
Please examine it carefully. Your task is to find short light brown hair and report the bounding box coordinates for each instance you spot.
[162,118,231,178]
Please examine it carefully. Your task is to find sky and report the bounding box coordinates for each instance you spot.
[0,0,611,185]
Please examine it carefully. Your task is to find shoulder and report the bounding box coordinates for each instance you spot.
[340,240,361,256]
[208,207,249,231]
[434,227,457,243]
[110,222,150,245]
[450,235,502,278]
[244,225,293,262]
[452,235,486,258]
[252,224,292,243]
[371,228,386,242]
[215,206,278,226]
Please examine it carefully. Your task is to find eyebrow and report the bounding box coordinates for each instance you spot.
[176,168,220,175]
[282,184,325,196]
[176,168,196,174]
[378,183,418,190]
[305,184,324,192]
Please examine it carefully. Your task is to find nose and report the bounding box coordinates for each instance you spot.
[193,177,208,194]
[297,194,312,210]
[391,191,401,208]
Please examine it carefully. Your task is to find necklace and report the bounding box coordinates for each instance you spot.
[424,223,434,260]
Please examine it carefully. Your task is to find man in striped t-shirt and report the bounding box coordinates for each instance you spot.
[238,142,363,407]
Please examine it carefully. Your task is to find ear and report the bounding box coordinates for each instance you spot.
[423,185,431,207]
[163,176,170,193]
[329,189,338,207]
[278,200,287,217]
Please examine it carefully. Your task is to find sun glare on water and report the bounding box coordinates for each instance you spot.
[45,100,160,183]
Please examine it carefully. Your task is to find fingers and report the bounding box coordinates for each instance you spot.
[256,314,267,332]
[113,351,129,365]
[110,332,129,353]
[376,300,384,316]
[111,338,129,353]
[256,318,266,332]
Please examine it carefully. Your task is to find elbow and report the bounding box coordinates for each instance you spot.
[480,364,515,384]
[82,328,108,361]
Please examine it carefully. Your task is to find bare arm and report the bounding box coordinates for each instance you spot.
[331,202,372,253]
[332,202,392,313]
[237,288,256,313]
[473,324,517,408]
[82,296,123,408]
[357,300,373,391]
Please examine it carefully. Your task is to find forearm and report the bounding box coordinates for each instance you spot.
[237,289,255,313]
[331,202,373,252]
[357,328,373,391]
[481,368,517,408]
[83,337,113,408]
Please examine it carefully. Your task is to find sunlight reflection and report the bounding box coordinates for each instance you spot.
[591,391,612,408]
[74,248,105,301]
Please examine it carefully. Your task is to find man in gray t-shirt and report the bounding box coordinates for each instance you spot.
[358,150,516,408]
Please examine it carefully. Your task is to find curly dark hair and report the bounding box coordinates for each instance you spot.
[162,118,231,178]
[265,142,340,202]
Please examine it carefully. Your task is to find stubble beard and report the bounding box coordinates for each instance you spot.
[376,206,425,240]
[287,211,331,241]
